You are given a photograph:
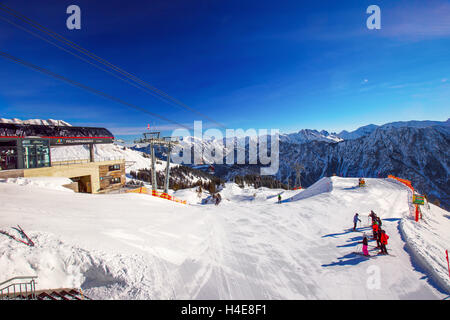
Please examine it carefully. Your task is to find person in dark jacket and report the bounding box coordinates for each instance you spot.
[376,216,382,228]
[369,210,377,224]
[215,193,222,206]
[376,228,382,248]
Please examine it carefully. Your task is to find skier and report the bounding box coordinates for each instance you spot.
[353,213,361,231]
[372,221,379,240]
[214,193,222,206]
[376,216,382,228]
[362,234,370,256]
[379,230,389,255]
[369,210,377,224]
[278,194,282,204]
[375,227,382,248]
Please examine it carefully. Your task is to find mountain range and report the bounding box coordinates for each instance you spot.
[145,119,449,209]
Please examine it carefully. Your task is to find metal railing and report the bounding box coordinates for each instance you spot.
[0,276,38,300]
[51,157,125,166]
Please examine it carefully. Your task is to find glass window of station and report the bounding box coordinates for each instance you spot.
[22,139,51,169]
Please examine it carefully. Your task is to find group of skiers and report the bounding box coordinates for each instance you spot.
[353,210,390,256]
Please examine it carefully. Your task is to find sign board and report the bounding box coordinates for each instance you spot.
[413,194,425,205]
[50,138,113,146]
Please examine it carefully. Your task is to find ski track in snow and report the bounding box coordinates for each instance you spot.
[0,177,449,299]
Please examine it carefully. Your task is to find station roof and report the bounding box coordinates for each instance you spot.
[0,123,114,145]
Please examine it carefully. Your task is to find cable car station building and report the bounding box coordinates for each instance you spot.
[0,123,125,193]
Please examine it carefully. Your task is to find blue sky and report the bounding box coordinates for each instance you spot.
[0,0,449,141]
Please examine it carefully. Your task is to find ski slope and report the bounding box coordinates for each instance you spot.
[0,177,448,299]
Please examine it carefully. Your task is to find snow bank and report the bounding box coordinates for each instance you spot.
[399,203,450,294]
[288,177,333,202]
[172,188,203,205]
[3,177,74,192]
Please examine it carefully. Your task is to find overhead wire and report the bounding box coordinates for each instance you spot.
[0,50,192,131]
[0,2,226,129]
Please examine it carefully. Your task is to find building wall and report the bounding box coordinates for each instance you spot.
[0,169,24,179]
[99,163,126,191]
[23,160,125,194]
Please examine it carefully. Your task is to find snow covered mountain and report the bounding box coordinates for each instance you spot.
[337,119,449,140]
[128,119,449,209]
[280,129,343,144]
[276,125,450,209]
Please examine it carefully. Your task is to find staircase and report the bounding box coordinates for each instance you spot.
[34,289,89,300]
[0,276,89,300]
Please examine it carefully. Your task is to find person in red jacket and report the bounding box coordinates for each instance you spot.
[372,222,379,240]
[380,230,389,255]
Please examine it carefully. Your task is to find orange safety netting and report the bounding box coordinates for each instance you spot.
[126,187,187,204]
[387,175,414,192]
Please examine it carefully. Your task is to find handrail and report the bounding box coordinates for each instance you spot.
[0,276,37,287]
[0,276,37,300]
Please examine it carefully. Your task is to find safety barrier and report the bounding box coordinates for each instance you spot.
[126,187,187,204]
[388,175,423,222]
[387,175,414,192]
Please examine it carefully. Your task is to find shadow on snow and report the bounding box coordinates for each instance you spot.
[321,252,373,267]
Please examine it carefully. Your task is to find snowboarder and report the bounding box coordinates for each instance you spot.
[353,213,361,231]
[362,234,369,256]
[380,230,389,255]
[278,194,282,204]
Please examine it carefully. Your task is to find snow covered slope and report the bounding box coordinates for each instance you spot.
[0,177,448,299]
[50,144,175,173]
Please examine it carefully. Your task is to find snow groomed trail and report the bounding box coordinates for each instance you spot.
[0,177,448,299]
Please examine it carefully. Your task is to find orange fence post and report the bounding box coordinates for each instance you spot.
[446,250,450,280]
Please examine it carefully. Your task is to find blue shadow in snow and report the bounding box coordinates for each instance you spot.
[322,253,372,267]
[266,192,284,200]
[336,241,361,248]
[322,226,371,238]
[383,218,401,222]
[322,230,354,238]
[342,186,359,190]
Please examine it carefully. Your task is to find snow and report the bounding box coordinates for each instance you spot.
[3,177,74,192]
[0,118,72,126]
[400,203,450,293]
[0,176,449,299]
